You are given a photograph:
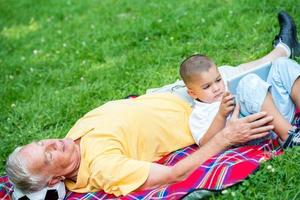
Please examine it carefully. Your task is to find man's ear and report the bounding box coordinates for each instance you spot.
[47,176,65,187]
[187,88,197,99]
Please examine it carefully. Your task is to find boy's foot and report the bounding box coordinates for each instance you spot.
[273,11,300,58]
[282,126,300,148]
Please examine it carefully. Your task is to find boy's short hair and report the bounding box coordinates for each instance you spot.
[180,54,214,85]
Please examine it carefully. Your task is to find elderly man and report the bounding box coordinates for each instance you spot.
[6,11,300,197]
[6,93,273,196]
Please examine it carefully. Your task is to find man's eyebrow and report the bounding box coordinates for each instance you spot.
[34,142,49,164]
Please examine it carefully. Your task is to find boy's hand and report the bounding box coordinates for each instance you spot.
[218,91,235,118]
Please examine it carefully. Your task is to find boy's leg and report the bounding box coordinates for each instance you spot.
[236,47,288,71]
[236,11,300,72]
[263,57,300,148]
[236,74,291,141]
[267,58,300,122]
[291,78,300,109]
[261,93,292,141]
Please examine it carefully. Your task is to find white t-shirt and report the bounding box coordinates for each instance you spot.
[190,66,240,145]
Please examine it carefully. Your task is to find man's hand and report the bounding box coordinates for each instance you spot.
[218,91,235,118]
[221,104,274,146]
[140,104,274,192]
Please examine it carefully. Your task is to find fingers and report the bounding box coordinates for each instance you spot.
[248,116,274,129]
[241,124,274,143]
[225,106,235,113]
[224,98,235,107]
[222,91,230,98]
[248,131,270,141]
[222,93,234,103]
[249,125,274,134]
[231,104,240,119]
[242,111,270,123]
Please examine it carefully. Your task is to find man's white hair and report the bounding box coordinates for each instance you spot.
[6,146,50,193]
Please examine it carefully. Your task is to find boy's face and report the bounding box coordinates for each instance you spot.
[187,65,225,103]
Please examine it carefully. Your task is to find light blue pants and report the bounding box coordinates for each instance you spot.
[237,57,300,123]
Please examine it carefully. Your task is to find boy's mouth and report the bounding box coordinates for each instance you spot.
[214,93,223,99]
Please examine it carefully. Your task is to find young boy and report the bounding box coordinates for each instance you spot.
[147,11,300,148]
[180,54,300,149]
[180,54,235,145]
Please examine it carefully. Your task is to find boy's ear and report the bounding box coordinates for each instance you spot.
[187,88,197,99]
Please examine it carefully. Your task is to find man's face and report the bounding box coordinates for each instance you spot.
[20,138,80,179]
[187,65,225,103]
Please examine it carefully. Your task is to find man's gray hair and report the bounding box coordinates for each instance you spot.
[6,146,50,193]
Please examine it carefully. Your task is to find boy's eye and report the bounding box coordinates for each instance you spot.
[202,85,210,90]
[216,78,222,82]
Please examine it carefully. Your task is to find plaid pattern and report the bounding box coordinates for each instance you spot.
[0,176,12,200]
[2,114,299,200]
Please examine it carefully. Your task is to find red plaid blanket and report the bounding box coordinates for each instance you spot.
[0,139,282,200]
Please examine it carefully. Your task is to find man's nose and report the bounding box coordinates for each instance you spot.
[46,141,57,150]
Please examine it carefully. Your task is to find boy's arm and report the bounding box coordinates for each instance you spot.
[199,113,226,145]
[198,92,235,145]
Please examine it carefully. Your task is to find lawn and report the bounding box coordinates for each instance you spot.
[0,0,299,199]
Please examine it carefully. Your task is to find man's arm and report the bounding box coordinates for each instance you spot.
[139,106,274,191]
[139,133,227,190]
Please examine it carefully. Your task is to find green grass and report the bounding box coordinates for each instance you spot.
[0,0,300,199]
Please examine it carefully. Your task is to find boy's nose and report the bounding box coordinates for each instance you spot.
[212,84,219,92]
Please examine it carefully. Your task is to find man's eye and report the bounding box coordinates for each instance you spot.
[46,152,53,161]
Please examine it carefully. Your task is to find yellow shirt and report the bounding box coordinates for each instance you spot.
[65,93,194,196]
